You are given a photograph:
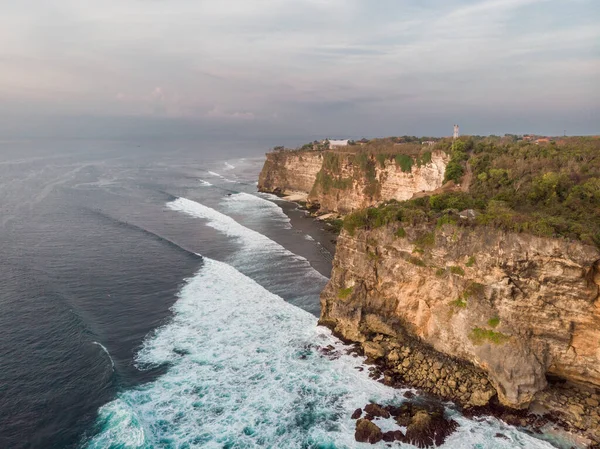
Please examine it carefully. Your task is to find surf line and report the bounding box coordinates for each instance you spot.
[93,341,116,371]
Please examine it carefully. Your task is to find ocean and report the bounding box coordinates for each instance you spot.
[0,139,560,448]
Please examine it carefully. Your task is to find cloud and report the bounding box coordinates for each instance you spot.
[0,0,598,136]
[206,106,255,120]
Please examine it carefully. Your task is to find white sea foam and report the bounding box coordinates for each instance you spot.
[198,179,212,187]
[92,341,115,370]
[167,197,326,284]
[224,162,235,170]
[223,192,292,229]
[85,258,556,449]
[207,171,236,183]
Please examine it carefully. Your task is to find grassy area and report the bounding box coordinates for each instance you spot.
[341,136,600,247]
[338,287,354,299]
[487,317,500,328]
[451,297,467,308]
[407,256,426,267]
[394,227,406,238]
[469,327,510,345]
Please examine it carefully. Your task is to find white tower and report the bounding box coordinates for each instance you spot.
[453,124,460,139]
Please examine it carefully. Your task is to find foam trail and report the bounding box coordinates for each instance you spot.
[223,192,292,229]
[92,341,115,371]
[167,197,326,283]
[198,179,212,187]
[85,258,556,449]
[207,171,236,183]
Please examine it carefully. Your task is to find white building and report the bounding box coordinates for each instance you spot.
[329,139,349,149]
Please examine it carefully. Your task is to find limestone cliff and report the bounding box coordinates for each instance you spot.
[258,150,449,213]
[258,151,323,195]
[320,223,600,411]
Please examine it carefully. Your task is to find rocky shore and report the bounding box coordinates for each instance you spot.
[319,328,600,447]
[352,400,459,447]
[258,143,600,447]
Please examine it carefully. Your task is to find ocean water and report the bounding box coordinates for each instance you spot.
[0,139,561,448]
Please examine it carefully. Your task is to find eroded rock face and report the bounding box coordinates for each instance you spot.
[258,151,323,195]
[320,224,600,409]
[258,150,449,213]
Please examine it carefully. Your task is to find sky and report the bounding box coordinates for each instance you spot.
[0,0,599,140]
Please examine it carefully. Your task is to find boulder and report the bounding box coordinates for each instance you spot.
[351,408,362,419]
[363,341,386,360]
[403,405,459,448]
[355,419,383,444]
[364,403,391,418]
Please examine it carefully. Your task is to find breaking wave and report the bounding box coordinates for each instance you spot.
[223,192,292,229]
[167,196,326,314]
[207,171,237,183]
[92,341,115,371]
[83,258,556,449]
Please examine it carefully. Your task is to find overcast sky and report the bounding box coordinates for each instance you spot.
[1,0,599,139]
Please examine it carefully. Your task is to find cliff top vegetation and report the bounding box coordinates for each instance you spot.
[270,136,441,156]
[343,136,600,247]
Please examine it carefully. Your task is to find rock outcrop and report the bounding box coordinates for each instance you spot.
[258,150,449,213]
[258,151,323,196]
[320,223,600,410]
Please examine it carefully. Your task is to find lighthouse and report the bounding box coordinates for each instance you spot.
[453,124,460,139]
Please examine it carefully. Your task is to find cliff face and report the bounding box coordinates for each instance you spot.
[320,224,600,409]
[258,150,449,213]
[258,151,323,195]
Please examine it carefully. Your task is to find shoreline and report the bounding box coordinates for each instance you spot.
[264,188,600,448]
[262,189,339,261]
[319,323,600,449]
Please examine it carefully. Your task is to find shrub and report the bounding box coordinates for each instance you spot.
[415,231,435,247]
[338,136,600,247]
[451,297,467,308]
[444,161,465,184]
[408,256,426,267]
[343,210,369,236]
[469,327,509,345]
[487,316,500,328]
[338,287,353,299]
[326,218,344,234]
[313,171,352,194]
[435,268,446,277]
[354,153,379,197]
[323,152,341,173]
[394,227,406,238]
[430,193,473,212]
[436,214,458,227]
[368,251,380,262]
[466,256,476,267]
[419,151,432,166]
[464,282,484,298]
[449,266,465,276]
[395,154,414,173]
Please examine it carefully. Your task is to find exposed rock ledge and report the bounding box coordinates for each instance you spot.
[320,223,600,444]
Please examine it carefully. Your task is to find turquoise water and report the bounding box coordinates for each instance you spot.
[83,195,558,449]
